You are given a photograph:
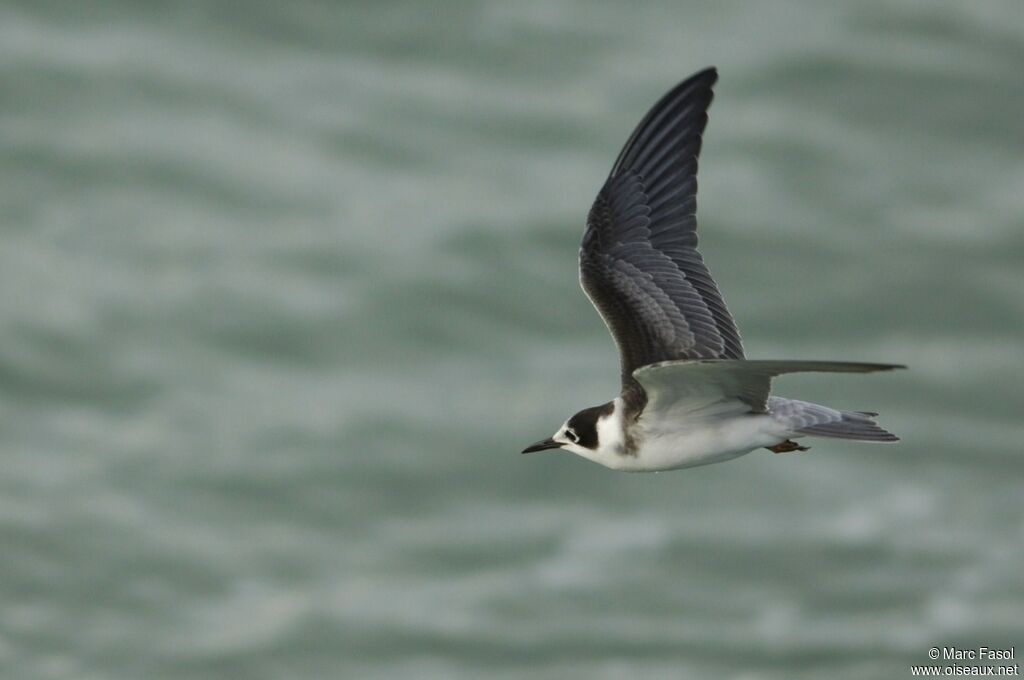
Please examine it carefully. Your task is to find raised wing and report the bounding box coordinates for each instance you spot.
[580,67,743,392]
[633,360,905,414]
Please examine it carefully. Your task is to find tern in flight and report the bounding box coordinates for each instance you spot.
[522,67,903,471]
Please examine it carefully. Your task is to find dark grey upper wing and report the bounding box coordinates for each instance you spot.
[580,67,743,390]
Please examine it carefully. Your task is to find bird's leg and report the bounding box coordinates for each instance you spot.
[768,439,810,454]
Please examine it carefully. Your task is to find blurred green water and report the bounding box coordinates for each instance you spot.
[1,1,1022,678]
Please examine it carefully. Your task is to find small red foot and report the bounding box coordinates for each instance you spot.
[768,439,810,454]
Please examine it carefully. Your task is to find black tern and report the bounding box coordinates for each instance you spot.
[522,67,903,471]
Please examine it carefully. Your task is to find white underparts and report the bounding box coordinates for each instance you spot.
[570,397,789,472]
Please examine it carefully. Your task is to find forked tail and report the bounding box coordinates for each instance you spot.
[767,397,899,442]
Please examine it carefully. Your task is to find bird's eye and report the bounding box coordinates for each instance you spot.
[565,429,578,443]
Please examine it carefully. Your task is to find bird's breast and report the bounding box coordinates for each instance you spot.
[623,414,784,471]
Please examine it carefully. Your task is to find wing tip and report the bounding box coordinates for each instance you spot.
[672,66,719,101]
[695,66,718,85]
[607,66,721,180]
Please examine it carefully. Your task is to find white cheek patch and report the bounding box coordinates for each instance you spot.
[555,423,570,443]
[595,399,626,454]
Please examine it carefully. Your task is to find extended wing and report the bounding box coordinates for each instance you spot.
[580,67,743,395]
[633,360,905,414]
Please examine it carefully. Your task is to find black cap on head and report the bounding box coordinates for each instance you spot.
[566,402,614,450]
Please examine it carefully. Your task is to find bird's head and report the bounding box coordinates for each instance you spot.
[521,401,618,462]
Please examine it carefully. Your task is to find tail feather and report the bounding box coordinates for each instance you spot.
[798,412,899,442]
[767,396,899,443]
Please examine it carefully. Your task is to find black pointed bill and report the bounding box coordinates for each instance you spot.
[521,437,561,454]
